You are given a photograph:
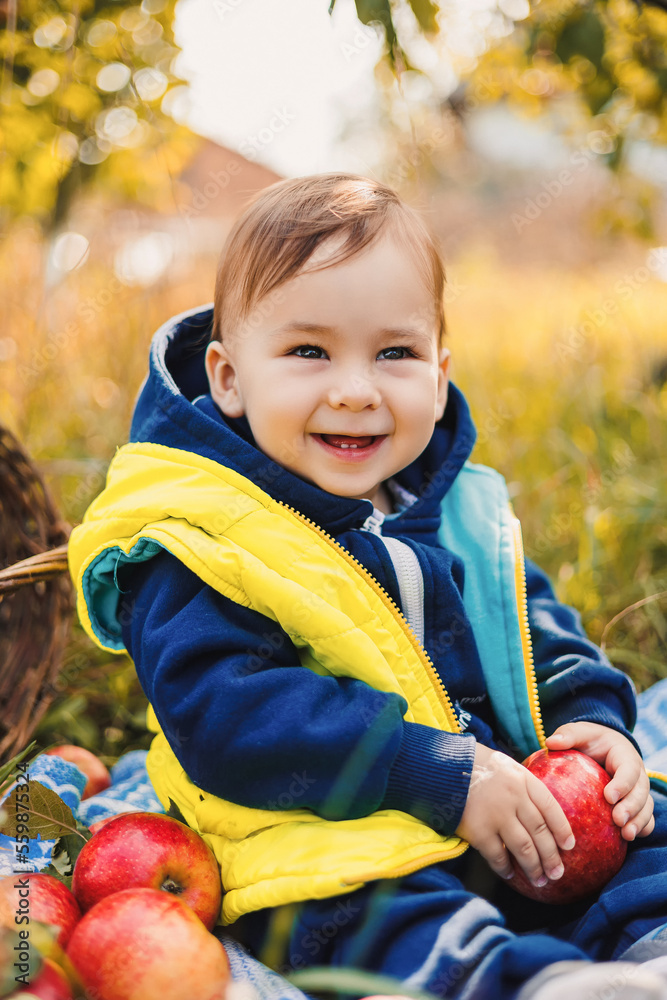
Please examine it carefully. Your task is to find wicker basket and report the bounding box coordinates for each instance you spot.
[0,424,72,763]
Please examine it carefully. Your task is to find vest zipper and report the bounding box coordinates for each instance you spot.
[275,500,461,735]
[381,537,425,647]
[510,515,546,748]
[359,509,425,647]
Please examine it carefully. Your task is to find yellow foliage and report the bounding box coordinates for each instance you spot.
[571,425,598,457]
[0,0,184,227]
[59,81,102,121]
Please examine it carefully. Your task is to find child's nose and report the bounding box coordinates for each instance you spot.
[326,366,382,410]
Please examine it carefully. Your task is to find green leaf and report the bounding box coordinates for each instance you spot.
[0,782,84,841]
[48,827,92,881]
[555,10,605,70]
[355,0,397,50]
[287,966,441,1000]
[40,862,73,891]
[407,0,439,35]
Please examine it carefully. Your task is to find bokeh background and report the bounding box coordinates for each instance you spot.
[1,0,666,763]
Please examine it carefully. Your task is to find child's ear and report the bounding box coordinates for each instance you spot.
[435,347,450,421]
[205,340,245,418]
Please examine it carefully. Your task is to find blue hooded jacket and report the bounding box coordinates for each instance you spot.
[119,305,637,835]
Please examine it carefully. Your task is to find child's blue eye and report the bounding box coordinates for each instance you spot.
[292,345,326,359]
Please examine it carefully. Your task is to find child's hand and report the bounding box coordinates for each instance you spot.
[546,722,655,841]
[455,743,575,888]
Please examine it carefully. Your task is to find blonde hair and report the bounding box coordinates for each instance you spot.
[212,172,447,346]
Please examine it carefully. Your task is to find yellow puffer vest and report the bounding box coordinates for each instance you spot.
[69,443,469,924]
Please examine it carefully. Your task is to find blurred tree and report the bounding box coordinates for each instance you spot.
[467,1,667,154]
[0,0,196,229]
[341,0,667,98]
[338,0,667,236]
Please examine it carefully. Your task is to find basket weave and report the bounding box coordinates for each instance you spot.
[0,424,72,763]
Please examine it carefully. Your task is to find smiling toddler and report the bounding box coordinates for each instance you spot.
[69,173,667,1000]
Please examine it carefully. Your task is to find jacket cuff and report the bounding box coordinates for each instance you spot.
[544,696,641,756]
[381,722,476,836]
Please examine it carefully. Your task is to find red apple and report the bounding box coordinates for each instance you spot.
[508,748,627,904]
[88,814,117,835]
[0,874,81,948]
[88,811,140,835]
[67,888,230,1000]
[44,746,111,800]
[9,959,74,1000]
[71,812,222,930]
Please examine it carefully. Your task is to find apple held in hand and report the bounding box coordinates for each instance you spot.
[44,746,111,800]
[0,873,81,948]
[67,888,230,1000]
[508,749,627,904]
[72,812,222,930]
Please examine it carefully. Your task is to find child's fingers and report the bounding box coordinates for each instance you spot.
[606,757,648,808]
[477,834,514,881]
[619,796,655,841]
[611,780,650,828]
[499,818,549,887]
[636,810,656,839]
[514,803,566,884]
[545,726,578,748]
[526,773,575,852]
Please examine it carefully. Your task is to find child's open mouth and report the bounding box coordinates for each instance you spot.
[313,434,385,461]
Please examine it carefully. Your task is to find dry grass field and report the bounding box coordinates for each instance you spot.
[2,222,666,754]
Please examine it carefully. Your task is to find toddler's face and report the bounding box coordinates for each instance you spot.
[205,232,449,514]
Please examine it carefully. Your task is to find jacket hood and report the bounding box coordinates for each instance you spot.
[130,305,477,538]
